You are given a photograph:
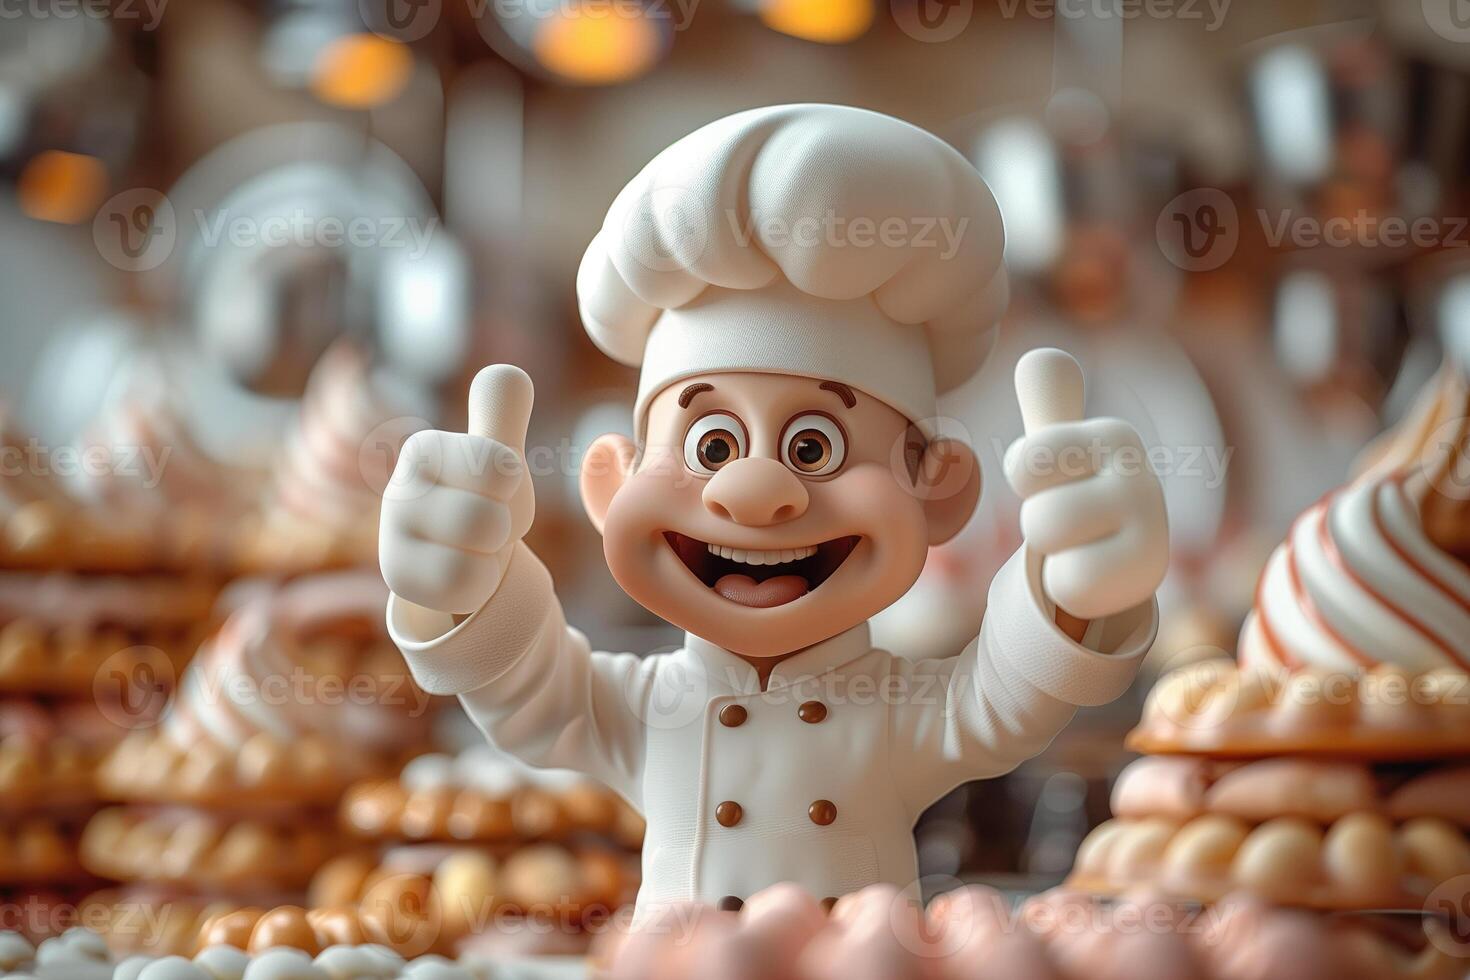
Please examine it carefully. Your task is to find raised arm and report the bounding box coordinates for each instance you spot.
[889,544,1156,819]
[380,366,648,806]
[892,349,1166,815]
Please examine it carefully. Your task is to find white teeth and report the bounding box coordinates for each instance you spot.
[704,543,818,565]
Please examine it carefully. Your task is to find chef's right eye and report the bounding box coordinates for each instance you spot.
[683,413,747,475]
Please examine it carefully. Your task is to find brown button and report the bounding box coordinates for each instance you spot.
[808,800,837,825]
[717,895,744,912]
[719,704,747,728]
[715,801,743,827]
[798,700,827,724]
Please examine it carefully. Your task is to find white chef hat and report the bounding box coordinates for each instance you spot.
[576,103,1009,439]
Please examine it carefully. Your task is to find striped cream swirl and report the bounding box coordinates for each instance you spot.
[1239,470,1470,672]
[162,570,415,754]
[266,342,424,534]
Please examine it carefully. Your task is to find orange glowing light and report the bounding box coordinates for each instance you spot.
[311,34,414,109]
[532,10,665,85]
[760,0,873,43]
[18,150,108,225]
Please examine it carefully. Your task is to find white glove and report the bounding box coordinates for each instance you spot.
[1003,348,1169,622]
[379,365,536,616]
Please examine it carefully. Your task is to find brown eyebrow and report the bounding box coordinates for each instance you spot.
[818,381,856,408]
[678,383,714,408]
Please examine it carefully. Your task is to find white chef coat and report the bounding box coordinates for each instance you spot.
[388,542,1155,912]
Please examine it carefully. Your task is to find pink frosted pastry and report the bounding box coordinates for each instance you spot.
[735,884,831,967]
[1035,887,1209,980]
[594,882,1469,980]
[1198,894,1358,980]
[926,886,1062,980]
[596,901,736,980]
[798,885,936,980]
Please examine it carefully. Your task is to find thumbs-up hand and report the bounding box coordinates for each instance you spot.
[380,365,536,615]
[1003,349,1168,623]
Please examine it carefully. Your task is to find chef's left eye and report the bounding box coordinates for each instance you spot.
[781,414,846,476]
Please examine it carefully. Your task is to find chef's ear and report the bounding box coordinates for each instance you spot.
[581,433,637,535]
[915,437,981,546]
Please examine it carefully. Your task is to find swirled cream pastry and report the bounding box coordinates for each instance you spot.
[247,343,425,569]
[1359,355,1470,560]
[99,570,428,805]
[1237,468,1470,673]
[0,412,158,569]
[1239,355,1470,672]
[71,384,256,519]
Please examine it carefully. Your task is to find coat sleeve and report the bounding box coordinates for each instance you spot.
[385,542,652,810]
[888,544,1156,820]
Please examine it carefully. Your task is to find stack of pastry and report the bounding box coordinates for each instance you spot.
[0,409,226,940]
[281,745,646,959]
[1070,355,1470,950]
[80,570,434,957]
[593,881,1462,980]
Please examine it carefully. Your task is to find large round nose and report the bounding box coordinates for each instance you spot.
[703,457,809,526]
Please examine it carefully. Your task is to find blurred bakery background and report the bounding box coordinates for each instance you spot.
[2,0,1470,972]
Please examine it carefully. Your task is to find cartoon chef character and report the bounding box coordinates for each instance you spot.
[380,104,1168,912]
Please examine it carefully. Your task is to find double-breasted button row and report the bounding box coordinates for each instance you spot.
[717,700,828,726]
[714,800,837,827]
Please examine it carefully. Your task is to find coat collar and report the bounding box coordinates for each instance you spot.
[683,622,874,695]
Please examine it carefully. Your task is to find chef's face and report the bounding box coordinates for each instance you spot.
[580,372,980,658]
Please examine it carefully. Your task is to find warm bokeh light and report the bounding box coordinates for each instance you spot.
[532,10,666,86]
[17,150,108,225]
[759,0,873,44]
[311,34,414,109]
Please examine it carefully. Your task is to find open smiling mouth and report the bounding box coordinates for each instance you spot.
[664,533,861,608]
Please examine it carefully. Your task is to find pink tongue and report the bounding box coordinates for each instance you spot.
[714,573,809,608]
